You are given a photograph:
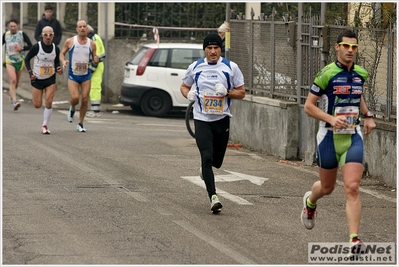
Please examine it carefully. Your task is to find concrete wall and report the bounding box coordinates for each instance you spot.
[230,96,299,159]
[363,121,397,187]
[105,39,149,102]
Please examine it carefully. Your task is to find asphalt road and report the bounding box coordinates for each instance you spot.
[2,87,397,265]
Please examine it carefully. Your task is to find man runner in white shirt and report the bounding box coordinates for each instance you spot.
[180,33,245,213]
[25,26,63,134]
[60,19,98,132]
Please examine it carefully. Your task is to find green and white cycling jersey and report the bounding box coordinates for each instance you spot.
[310,60,368,168]
[310,60,368,131]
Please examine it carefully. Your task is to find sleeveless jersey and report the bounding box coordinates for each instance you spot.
[182,57,245,122]
[68,36,91,76]
[33,41,56,80]
[4,30,25,63]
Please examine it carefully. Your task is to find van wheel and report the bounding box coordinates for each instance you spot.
[141,90,171,117]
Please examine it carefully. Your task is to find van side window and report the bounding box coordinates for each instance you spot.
[170,49,204,69]
[148,49,168,67]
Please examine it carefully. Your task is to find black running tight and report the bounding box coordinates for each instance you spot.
[194,116,230,200]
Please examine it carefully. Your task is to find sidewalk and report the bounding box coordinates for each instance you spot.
[2,71,130,112]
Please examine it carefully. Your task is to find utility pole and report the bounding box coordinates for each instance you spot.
[225,3,230,59]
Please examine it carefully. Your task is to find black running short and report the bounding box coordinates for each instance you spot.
[31,75,56,90]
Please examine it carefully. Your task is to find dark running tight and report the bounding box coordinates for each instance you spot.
[194,116,230,200]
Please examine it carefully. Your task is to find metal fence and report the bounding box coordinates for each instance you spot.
[23,2,237,40]
[229,15,397,122]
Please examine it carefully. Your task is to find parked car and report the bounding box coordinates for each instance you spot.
[119,43,205,117]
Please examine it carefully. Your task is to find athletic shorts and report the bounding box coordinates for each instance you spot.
[3,60,24,71]
[68,72,91,84]
[31,75,56,90]
[315,126,364,169]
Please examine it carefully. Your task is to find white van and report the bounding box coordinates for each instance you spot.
[119,43,204,117]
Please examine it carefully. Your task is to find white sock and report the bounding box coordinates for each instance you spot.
[43,107,53,126]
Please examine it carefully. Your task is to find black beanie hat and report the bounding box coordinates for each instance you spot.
[203,33,223,50]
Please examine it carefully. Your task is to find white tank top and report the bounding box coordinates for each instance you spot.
[33,41,56,79]
[68,36,91,76]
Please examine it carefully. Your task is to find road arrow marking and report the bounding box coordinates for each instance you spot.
[181,176,253,205]
[223,170,268,186]
[181,171,269,205]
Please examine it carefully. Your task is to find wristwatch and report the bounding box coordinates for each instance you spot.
[363,111,374,118]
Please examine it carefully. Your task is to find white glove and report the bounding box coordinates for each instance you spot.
[215,82,227,96]
[187,90,197,101]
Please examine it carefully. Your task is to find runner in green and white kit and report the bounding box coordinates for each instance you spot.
[300,30,376,247]
[2,19,32,110]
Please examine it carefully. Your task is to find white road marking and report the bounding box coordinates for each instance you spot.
[173,220,256,264]
[52,101,69,105]
[223,170,268,186]
[182,170,270,205]
[181,176,252,205]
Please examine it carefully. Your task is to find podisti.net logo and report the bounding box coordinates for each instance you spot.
[308,242,395,263]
